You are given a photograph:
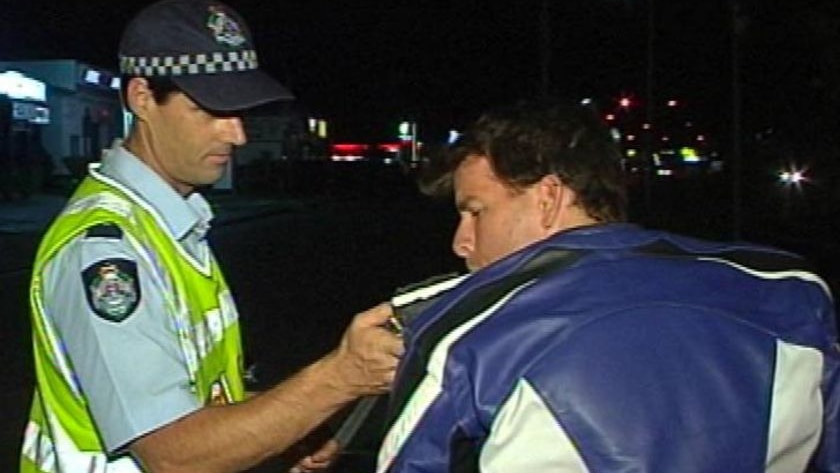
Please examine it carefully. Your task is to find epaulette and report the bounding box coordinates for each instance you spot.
[85,223,123,239]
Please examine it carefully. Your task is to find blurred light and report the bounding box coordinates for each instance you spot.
[667,99,678,107]
[605,113,616,121]
[657,169,673,176]
[697,134,705,142]
[110,77,121,90]
[626,134,636,141]
[626,149,638,157]
[12,102,50,124]
[377,143,401,153]
[779,166,807,186]
[580,98,592,105]
[0,70,46,101]
[84,69,101,84]
[332,143,369,154]
[610,128,621,142]
[398,121,410,137]
[642,123,651,130]
[619,97,632,108]
[661,136,670,142]
[680,147,701,163]
[447,129,461,145]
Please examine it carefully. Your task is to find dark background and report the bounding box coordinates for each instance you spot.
[3,1,839,142]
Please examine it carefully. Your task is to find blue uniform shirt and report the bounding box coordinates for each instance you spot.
[41,144,217,452]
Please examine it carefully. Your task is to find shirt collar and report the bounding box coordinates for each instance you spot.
[98,144,214,240]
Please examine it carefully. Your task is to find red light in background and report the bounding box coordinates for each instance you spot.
[331,143,369,154]
[378,143,402,153]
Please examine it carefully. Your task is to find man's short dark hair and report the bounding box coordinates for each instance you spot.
[420,99,628,223]
[119,74,181,110]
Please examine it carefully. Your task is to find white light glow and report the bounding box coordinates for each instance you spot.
[0,70,46,101]
[448,129,461,144]
[778,164,808,188]
[84,69,101,84]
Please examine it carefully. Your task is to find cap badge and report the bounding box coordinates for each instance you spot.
[206,5,246,48]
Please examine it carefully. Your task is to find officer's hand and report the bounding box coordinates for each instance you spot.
[289,438,341,473]
[333,303,403,397]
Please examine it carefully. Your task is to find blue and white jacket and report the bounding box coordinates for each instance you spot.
[377,223,840,473]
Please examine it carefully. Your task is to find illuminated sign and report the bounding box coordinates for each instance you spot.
[81,68,121,90]
[0,71,46,102]
[12,101,50,124]
[307,118,328,138]
[84,69,101,84]
[330,143,368,162]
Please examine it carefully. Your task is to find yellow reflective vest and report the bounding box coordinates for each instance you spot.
[21,171,245,472]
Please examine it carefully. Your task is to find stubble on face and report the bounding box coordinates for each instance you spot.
[453,155,545,271]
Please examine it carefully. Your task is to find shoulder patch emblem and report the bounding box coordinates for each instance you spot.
[82,258,141,322]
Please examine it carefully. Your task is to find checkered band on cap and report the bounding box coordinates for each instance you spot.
[119,49,259,77]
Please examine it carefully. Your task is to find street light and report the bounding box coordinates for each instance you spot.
[777,164,808,218]
[778,165,807,188]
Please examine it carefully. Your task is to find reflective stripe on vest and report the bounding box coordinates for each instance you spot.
[22,414,142,473]
[24,172,245,469]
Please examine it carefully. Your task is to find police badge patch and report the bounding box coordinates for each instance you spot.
[82,258,141,322]
[206,5,246,47]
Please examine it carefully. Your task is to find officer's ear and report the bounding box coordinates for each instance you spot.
[124,77,154,120]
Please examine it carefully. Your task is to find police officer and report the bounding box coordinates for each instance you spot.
[20,1,402,472]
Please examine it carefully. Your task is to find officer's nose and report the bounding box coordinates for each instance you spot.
[219,116,247,146]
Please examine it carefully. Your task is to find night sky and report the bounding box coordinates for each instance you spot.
[2,0,837,143]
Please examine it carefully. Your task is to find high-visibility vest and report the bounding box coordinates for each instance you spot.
[21,171,245,472]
